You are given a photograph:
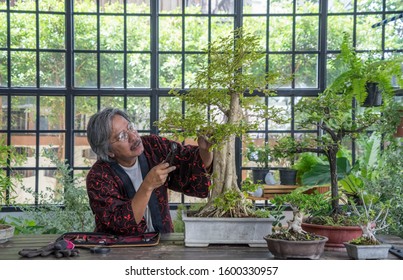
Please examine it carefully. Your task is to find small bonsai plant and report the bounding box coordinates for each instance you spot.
[329,32,403,107]
[156,28,289,218]
[246,142,275,184]
[349,193,390,245]
[270,33,401,216]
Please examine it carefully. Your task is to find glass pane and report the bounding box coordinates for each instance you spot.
[386,0,403,11]
[185,17,209,51]
[0,1,5,9]
[39,14,65,49]
[10,0,35,11]
[100,15,124,51]
[269,16,293,52]
[74,15,97,50]
[74,53,97,87]
[39,134,66,167]
[127,16,150,51]
[269,54,293,88]
[38,168,60,203]
[74,0,97,12]
[40,52,66,87]
[268,97,292,130]
[39,96,65,130]
[11,96,36,130]
[295,16,319,51]
[294,97,317,130]
[159,0,182,14]
[357,0,382,12]
[270,0,293,14]
[185,0,209,14]
[356,15,383,50]
[10,13,36,49]
[243,17,267,50]
[296,0,319,13]
[0,12,7,48]
[0,51,7,86]
[39,0,65,12]
[159,96,181,121]
[100,96,124,109]
[184,54,207,88]
[327,16,354,50]
[159,17,182,51]
[127,53,150,88]
[385,15,403,50]
[0,96,7,129]
[328,0,353,13]
[11,51,37,87]
[244,97,266,130]
[101,0,123,13]
[295,53,318,88]
[211,17,234,42]
[159,54,182,88]
[74,96,98,130]
[11,133,36,168]
[100,53,124,88]
[127,97,151,131]
[212,0,234,14]
[14,170,36,204]
[127,0,150,13]
[243,0,267,14]
[74,133,93,167]
[267,133,291,167]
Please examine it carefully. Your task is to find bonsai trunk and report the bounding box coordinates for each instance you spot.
[326,147,340,213]
[196,92,251,217]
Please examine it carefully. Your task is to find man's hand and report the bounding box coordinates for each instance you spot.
[143,162,176,190]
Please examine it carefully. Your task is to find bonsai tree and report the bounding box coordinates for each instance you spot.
[271,82,400,217]
[349,192,390,245]
[156,28,288,217]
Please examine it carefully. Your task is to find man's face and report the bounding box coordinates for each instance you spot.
[108,114,144,167]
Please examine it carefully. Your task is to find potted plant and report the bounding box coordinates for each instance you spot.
[156,28,289,247]
[0,140,26,243]
[246,142,276,185]
[263,191,329,259]
[330,33,403,108]
[344,193,392,260]
[270,137,298,186]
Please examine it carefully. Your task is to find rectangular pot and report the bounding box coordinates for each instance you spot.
[182,212,274,247]
[344,242,392,260]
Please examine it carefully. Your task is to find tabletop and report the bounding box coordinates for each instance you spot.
[0,233,401,260]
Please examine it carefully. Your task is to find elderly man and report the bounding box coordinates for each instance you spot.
[86,107,213,235]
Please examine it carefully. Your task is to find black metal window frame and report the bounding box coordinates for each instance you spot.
[0,0,402,210]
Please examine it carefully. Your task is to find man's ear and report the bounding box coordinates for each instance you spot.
[108,152,115,158]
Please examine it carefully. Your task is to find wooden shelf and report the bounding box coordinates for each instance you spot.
[248,185,330,201]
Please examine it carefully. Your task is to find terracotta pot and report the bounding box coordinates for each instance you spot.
[264,235,328,259]
[301,223,362,250]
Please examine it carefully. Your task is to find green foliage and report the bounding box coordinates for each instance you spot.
[362,141,403,238]
[329,33,403,106]
[246,142,272,168]
[0,140,27,206]
[240,177,262,193]
[156,27,289,148]
[8,148,95,234]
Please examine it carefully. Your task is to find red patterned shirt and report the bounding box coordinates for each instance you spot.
[86,135,210,235]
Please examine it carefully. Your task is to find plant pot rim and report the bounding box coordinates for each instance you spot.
[264,235,329,244]
[302,222,361,230]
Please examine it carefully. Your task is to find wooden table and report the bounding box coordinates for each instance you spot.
[0,233,401,260]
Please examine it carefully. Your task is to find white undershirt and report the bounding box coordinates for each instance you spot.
[120,161,155,232]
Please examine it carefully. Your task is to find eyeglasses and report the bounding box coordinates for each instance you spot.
[110,122,137,144]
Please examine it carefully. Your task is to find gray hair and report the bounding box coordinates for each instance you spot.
[86,107,131,162]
